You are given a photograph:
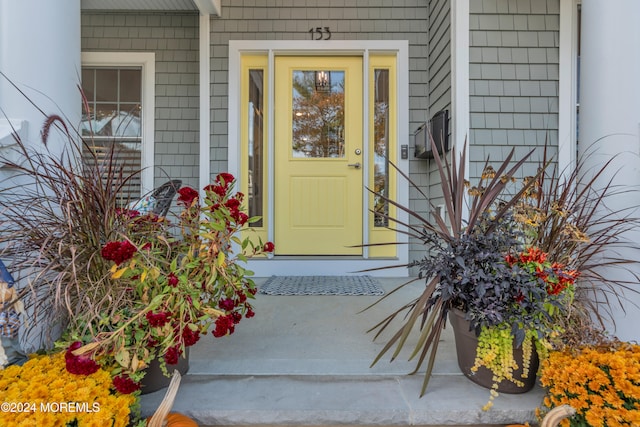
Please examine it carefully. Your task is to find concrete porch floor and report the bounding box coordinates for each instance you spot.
[140,277,545,426]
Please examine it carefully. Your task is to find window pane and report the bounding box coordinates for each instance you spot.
[82,139,142,206]
[81,67,143,201]
[116,104,141,138]
[373,69,389,227]
[89,103,117,137]
[119,69,141,103]
[248,69,264,227]
[95,69,118,102]
[81,69,95,103]
[292,70,345,158]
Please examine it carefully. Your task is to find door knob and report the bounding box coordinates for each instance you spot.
[347,162,361,169]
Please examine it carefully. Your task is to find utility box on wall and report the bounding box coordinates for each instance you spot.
[414,110,449,159]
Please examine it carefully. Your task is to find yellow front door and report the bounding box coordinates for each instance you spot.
[274,56,363,255]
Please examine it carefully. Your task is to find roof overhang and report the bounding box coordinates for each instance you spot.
[81,0,221,16]
[191,0,220,16]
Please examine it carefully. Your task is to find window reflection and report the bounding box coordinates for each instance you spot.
[292,70,345,158]
[81,68,142,138]
[248,69,264,227]
[81,67,143,204]
[373,69,390,227]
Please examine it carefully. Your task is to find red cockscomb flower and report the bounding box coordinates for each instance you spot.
[177,187,199,206]
[216,172,235,187]
[206,184,227,197]
[101,240,137,265]
[232,211,249,225]
[167,272,179,287]
[164,345,182,365]
[146,311,170,327]
[112,374,140,394]
[65,341,100,375]
[218,298,236,311]
[236,290,247,303]
[225,198,241,210]
[116,208,141,219]
[182,326,201,347]
[212,315,235,337]
[263,242,275,253]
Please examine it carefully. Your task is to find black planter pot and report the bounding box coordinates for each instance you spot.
[448,308,539,394]
[140,349,190,395]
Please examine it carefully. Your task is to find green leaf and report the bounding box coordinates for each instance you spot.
[114,349,130,368]
[209,221,226,231]
[134,329,145,342]
[217,251,226,266]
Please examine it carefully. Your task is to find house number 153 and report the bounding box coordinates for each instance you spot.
[309,27,331,40]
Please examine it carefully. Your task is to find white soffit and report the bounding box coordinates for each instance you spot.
[192,0,220,16]
[81,0,221,16]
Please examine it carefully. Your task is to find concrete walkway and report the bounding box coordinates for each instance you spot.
[140,277,544,426]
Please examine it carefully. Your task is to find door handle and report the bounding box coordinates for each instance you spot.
[347,162,361,169]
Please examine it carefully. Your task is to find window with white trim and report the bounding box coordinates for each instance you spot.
[81,52,155,205]
[81,67,143,203]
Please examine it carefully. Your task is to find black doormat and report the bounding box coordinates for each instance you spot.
[258,275,385,296]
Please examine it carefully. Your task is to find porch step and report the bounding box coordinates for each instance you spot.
[139,278,544,426]
[139,372,544,426]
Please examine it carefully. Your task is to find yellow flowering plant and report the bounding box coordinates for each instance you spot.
[538,342,640,426]
[0,352,137,427]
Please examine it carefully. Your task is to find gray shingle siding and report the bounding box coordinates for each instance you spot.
[214,0,430,177]
[81,12,200,190]
[428,0,451,116]
[469,0,559,180]
[214,1,432,265]
[79,2,565,269]
[407,0,452,271]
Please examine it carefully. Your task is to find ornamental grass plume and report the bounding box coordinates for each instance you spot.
[0,116,144,349]
[0,352,137,426]
[538,342,640,426]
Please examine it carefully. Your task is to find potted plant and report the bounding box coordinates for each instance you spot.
[446,241,578,409]
[0,114,273,408]
[366,137,640,408]
[61,172,274,394]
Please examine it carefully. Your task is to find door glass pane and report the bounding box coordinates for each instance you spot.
[291,70,345,158]
[248,69,264,227]
[373,69,390,227]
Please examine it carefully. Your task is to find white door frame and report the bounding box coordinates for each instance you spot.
[558,0,580,178]
[228,40,409,276]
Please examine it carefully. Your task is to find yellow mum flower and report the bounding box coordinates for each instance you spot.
[539,344,640,425]
[0,352,136,427]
